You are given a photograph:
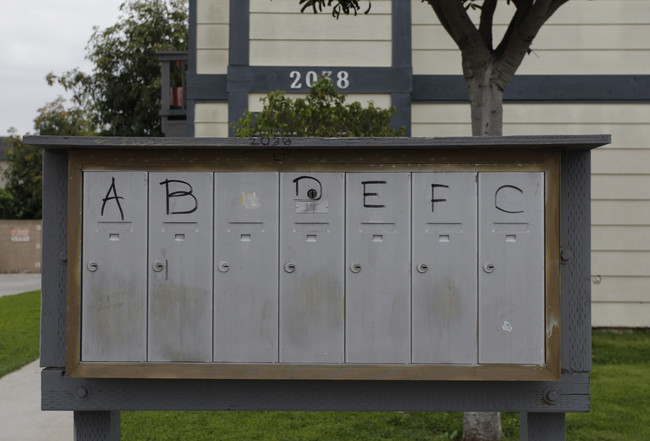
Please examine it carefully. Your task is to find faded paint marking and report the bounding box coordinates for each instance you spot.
[547,313,559,338]
[240,192,261,210]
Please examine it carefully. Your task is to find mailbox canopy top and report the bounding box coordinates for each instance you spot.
[25,135,610,151]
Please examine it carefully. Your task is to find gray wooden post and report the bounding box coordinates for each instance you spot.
[74,411,120,441]
[520,412,566,441]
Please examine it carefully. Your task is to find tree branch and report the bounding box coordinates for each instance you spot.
[479,0,498,50]
[494,0,567,86]
[423,0,487,61]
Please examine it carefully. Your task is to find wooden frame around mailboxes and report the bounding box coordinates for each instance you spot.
[65,146,561,381]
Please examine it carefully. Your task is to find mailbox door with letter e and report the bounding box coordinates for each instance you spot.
[346,173,411,364]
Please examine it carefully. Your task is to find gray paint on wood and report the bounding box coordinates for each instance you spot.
[42,368,590,412]
[478,173,545,365]
[82,172,148,362]
[413,75,650,103]
[229,0,249,67]
[148,172,214,362]
[412,172,477,364]
[346,173,411,363]
[520,412,566,441]
[40,149,68,368]
[74,411,120,441]
[561,151,592,373]
[25,135,611,151]
[279,173,345,363]
[214,173,279,362]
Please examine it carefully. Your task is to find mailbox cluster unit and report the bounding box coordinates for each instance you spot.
[33,135,609,441]
[81,170,546,369]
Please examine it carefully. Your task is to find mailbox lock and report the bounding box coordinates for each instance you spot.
[350,263,362,273]
[87,261,98,272]
[416,263,428,274]
[483,262,495,273]
[284,262,296,273]
[152,261,165,272]
[307,189,319,200]
[218,261,230,272]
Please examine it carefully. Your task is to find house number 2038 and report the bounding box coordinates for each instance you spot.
[290,70,350,89]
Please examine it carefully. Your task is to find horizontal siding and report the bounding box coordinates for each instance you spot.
[195,0,229,74]
[250,41,392,67]
[251,0,392,14]
[592,149,650,174]
[592,175,650,200]
[197,24,229,49]
[413,50,650,75]
[592,277,650,303]
[593,200,650,225]
[412,0,650,26]
[250,14,391,40]
[194,123,229,137]
[413,24,650,51]
[249,0,391,66]
[194,102,229,137]
[248,93,392,112]
[196,0,228,24]
[592,302,650,328]
[592,226,650,251]
[412,0,650,75]
[592,251,650,276]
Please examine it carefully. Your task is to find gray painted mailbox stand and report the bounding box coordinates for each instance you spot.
[31,135,610,441]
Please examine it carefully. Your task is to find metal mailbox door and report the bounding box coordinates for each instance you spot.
[214,172,279,363]
[82,171,148,362]
[412,172,478,364]
[279,173,345,363]
[148,172,214,362]
[346,173,411,364]
[478,172,545,365]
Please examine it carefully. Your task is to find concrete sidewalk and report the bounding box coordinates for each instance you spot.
[0,275,72,440]
[0,360,73,441]
[0,273,41,297]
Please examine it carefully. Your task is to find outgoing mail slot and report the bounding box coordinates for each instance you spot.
[81,171,147,362]
[346,173,411,364]
[214,172,279,362]
[148,172,213,362]
[478,172,545,365]
[279,173,345,363]
[412,172,478,364]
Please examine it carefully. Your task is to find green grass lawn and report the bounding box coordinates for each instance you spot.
[0,290,41,378]
[1,291,648,440]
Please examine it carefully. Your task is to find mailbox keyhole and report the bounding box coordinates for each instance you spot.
[307,189,318,200]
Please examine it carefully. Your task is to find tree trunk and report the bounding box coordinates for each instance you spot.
[462,412,502,441]
[466,64,504,137]
[463,65,504,441]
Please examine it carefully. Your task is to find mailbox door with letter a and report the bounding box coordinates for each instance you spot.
[82,171,148,362]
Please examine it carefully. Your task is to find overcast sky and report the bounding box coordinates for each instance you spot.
[0,0,125,137]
